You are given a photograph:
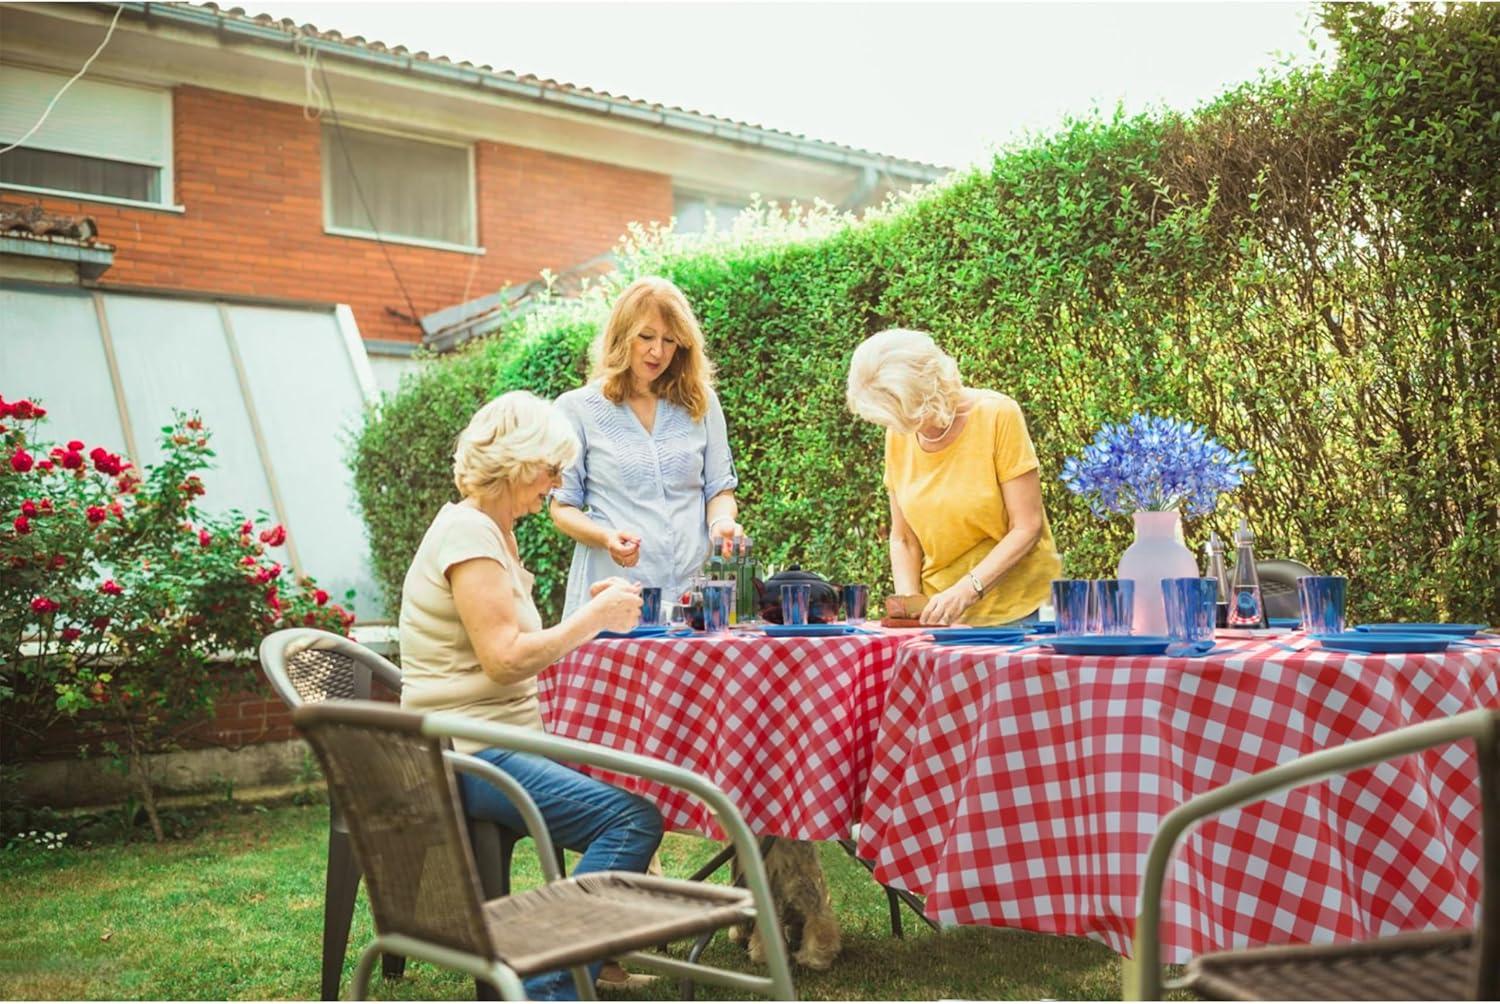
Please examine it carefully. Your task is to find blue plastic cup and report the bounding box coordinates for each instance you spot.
[640,586,663,626]
[1089,579,1136,635]
[1297,576,1347,635]
[1051,579,1091,636]
[703,581,735,634]
[842,583,870,624]
[1162,577,1217,643]
[780,583,812,626]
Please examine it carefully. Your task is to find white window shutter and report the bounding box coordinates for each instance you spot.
[0,64,170,167]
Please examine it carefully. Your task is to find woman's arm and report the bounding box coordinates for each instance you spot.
[550,502,641,567]
[449,558,641,685]
[920,469,1046,625]
[889,494,925,596]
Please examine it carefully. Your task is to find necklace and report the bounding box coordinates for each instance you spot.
[916,414,956,446]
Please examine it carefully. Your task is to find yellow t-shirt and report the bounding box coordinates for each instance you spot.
[884,390,1062,625]
[399,502,544,753]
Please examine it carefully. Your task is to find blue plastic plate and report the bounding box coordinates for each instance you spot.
[1269,617,1302,630]
[925,627,1027,644]
[1315,631,1452,654]
[1047,635,1173,656]
[1354,622,1487,637]
[596,625,672,640]
[1021,621,1058,635]
[760,623,863,638]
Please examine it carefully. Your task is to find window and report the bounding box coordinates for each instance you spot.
[674,190,751,235]
[323,124,476,249]
[0,65,172,207]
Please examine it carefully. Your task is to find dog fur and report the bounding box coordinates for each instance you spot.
[730,839,842,970]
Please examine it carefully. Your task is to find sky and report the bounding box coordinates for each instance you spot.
[246,1,1331,169]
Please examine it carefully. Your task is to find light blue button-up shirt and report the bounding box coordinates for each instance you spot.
[553,382,738,617]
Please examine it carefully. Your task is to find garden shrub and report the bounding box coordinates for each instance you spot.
[1,395,352,839]
[352,2,1498,625]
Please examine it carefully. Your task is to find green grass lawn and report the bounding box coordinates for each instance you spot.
[0,800,1123,1000]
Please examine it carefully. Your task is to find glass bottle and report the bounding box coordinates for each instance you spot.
[1205,530,1231,629]
[1227,517,1267,629]
[735,537,759,625]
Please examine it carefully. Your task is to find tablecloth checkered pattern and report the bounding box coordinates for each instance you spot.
[539,631,906,840]
[856,634,1500,962]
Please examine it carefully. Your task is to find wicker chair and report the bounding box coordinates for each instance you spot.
[1256,558,1316,622]
[293,700,797,1001]
[258,628,525,1000]
[1130,708,1499,1001]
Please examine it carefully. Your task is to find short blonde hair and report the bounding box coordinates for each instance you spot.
[591,276,715,421]
[845,328,964,434]
[452,390,579,499]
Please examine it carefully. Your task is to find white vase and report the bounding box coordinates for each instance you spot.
[1116,509,1200,636]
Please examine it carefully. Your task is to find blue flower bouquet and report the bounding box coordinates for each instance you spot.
[1061,413,1252,518]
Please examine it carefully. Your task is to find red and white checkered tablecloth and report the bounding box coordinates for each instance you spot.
[538,630,908,840]
[856,634,1500,962]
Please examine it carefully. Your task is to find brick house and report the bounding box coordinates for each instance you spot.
[1,3,943,796]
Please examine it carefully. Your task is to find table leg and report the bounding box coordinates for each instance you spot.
[836,839,940,935]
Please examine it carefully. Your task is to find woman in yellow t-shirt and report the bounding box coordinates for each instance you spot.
[846,329,1062,626]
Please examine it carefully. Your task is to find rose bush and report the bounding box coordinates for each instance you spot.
[1,393,352,839]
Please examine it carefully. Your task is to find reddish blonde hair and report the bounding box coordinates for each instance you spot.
[592,276,714,420]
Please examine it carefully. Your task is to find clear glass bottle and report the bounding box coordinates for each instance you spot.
[1205,530,1231,629]
[1227,517,1267,629]
[735,537,759,625]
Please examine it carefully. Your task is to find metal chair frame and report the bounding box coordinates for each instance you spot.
[1129,708,1498,1000]
[310,704,797,1001]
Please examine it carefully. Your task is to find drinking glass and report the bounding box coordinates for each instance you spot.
[1089,579,1135,635]
[703,581,735,635]
[1162,577,1216,643]
[1297,576,1348,635]
[1051,579,1090,636]
[780,583,812,626]
[842,583,870,624]
[639,587,663,626]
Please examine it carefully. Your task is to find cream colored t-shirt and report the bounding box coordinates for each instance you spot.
[399,502,544,753]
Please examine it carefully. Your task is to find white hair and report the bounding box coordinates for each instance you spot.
[845,328,964,434]
[452,390,579,499]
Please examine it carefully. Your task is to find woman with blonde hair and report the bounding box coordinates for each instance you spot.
[399,389,659,999]
[846,329,1062,626]
[551,276,745,615]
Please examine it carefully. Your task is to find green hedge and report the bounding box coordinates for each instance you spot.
[351,3,1499,625]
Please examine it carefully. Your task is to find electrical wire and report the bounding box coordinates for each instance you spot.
[315,57,422,326]
[0,4,125,157]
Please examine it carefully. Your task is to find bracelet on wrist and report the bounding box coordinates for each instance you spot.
[708,516,732,536]
[967,572,985,597]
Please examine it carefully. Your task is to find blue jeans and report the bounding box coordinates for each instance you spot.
[459,746,664,1000]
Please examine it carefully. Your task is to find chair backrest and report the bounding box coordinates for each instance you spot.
[293,701,496,960]
[259,628,402,709]
[1256,558,1316,621]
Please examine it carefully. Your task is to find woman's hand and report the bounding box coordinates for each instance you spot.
[604,529,642,567]
[589,576,634,598]
[920,582,978,626]
[588,580,643,633]
[709,518,744,558]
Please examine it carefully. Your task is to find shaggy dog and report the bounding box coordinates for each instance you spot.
[730,838,842,970]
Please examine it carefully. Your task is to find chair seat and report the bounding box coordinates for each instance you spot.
[1186,928,1476,1001]
[484,871,755,976]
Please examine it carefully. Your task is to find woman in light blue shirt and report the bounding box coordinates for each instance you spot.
[551,276,745,616]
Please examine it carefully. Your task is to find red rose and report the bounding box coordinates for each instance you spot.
[240,555,256,567]
[20,500,38,517]
[50,555,66,569]
[314,589,329,606]
[259,525,287,547]
[303,612,318,625]
[239,520,253,535]
[86,505,107,525]
[0,396,10,419]
[255,562,282,584]
[91,615,111,630]
[69,440,85,451]
[60,627,82,643]
[36,460,53,471]
[39,498,53,512]
[265,586,281,612]
[13,515,30,534]
[91,449,123,475]
[9,448,33,472]
[186,417,202,431]
[198,529,212,547]
[61,450,83,470]
[109,500,124,519]
[10,399,37,420]
[100,579,123,595]
[30,596,59,615]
